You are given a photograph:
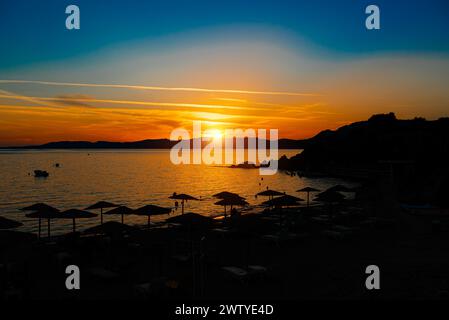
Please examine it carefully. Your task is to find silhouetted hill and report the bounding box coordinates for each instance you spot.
[34,139,174,149]
[280,113,449,171]
[5,138,307,150]
[278,113,449,205]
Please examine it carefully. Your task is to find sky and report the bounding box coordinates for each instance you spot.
[0,0,448,146]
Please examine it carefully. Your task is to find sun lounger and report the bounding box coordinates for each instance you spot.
[211,228,231,235]
[134,282,152,298]
[359,219,375,228]
[247,265,268,278]
[260,216,279,222]
[221,266,249,283]
[321,230,345,240]
[222,265,269,283]
[261,234,279,242]
[134,277,171,298]
[360,217,396,228]
[311,216,330,223]
[285,232,299,240]
[171,253,191,262]
[168,222,182,228]
[332,225,356,233]
[261,232,299,245]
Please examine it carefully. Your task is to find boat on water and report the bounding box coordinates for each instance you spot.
[34,170,49,177]
[229,161,270,169]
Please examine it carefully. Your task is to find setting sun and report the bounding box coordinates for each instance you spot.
[203,129,223,140]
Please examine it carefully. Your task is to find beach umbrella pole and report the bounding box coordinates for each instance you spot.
[121,214,124,224]
[101,208,103,224]
[47,218,50,238]
[38,218,41,239]
[182,201,185,215]
[279,206,282,223]
[72,218,76,233]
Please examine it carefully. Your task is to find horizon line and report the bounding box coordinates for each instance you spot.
[0,136,310,148]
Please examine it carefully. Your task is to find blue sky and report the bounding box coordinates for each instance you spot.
[1,0,449,70]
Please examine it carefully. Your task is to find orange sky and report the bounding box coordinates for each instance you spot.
[1,32,448,146]
[0,84,331,145]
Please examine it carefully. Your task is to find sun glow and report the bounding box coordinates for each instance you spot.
[203,129,223,140]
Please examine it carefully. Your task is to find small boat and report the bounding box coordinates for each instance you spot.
[229,160,272,169]
[260,161,270,168]
[229,161,258,169]
[34,170,49,178]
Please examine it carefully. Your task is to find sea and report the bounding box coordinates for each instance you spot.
[0,149,355,235]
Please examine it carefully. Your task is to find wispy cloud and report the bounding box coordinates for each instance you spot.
[54,94,96,108]
[0,94,269,111]
[0,79,319,97]
[0,88,62,108]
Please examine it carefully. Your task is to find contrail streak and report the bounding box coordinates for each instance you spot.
[0,89,62,108]
[0,79,319,97]
[0,94,267,111]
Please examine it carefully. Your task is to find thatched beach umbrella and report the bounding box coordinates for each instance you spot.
[25,209,60,238]
[85,201,119,224]
[262,194,304,209]
[262,194,303,222]
[213,191,245,200]
[297,187,320,207]
[104,206,134,224]
[315,190,346,202]
[166,212,214,228]
[214,197,249,219]
[167,213,214,249]
[134,204,171,227]
[21,203,59,238]
[315,190,346,218]
[60,209,98,233]
[83,221,137,236]
[169,193,199,215]
[20,203,57,212]
[0,216,23,229]
[256,189,284,201]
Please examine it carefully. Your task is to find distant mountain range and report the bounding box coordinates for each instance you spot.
[3,138,308,150]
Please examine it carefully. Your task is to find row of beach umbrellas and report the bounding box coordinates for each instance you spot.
[19,202,172,238]
[0,194,198,238]
[257,185,354,208]
[0,185,355,238]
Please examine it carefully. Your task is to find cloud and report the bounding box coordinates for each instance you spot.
[53,94,95,107]
[0,79,318,97]
[0,93,267,111]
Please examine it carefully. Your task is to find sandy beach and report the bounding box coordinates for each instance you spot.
[2,180,449,300]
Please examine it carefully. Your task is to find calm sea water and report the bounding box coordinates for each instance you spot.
[0,149,353,235]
